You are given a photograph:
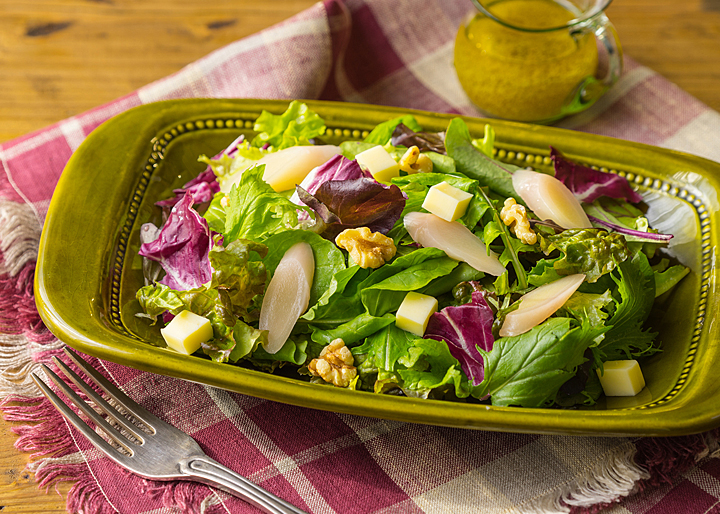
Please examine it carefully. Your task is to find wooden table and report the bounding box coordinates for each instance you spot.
[1,0,719,512]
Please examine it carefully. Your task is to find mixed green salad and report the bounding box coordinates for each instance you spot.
[136,101,689,408]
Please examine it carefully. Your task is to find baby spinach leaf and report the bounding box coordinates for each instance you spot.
[311,313,395,347]
[364,115,423,145]
[360,257,459,316]
[444,118,522,202]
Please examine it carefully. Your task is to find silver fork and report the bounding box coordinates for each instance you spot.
[31,347,308,514]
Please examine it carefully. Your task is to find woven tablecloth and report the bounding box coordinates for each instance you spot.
[2,1,720,513]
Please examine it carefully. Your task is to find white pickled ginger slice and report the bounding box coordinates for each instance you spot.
[404,212,506,276]
[499,273,586,337]
[259,242,315,354]
[512,169,591,229]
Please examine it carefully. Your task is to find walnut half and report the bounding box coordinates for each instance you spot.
[308,338,357,388]
[500,198,537,245]
[399,145,433,174]
[335,227,397,269]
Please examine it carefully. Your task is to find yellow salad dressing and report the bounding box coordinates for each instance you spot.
[454,0,599,122]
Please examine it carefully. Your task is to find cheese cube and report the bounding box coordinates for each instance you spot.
[160,310,213,355]
[596,360,646,397]
[395,292,439,337]
[422,181,474,222]
[355,145,400,182]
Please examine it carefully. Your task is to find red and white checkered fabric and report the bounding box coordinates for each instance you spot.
[2,1,720,513]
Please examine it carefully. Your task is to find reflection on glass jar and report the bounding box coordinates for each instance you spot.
[454,0,622,124]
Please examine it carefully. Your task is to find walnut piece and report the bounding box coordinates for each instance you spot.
[399,145,433,174]
[335,227,397,269]
[500,198,537,245]
[308,338,357,387]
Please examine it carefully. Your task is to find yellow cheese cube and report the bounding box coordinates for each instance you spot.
[395,292,439,337]
[160,310,213,355]
[355,145,400,182]
[422,181,474,222]
[596,360,646,397]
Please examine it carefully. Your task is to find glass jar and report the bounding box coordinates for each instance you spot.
[454,0,622,123]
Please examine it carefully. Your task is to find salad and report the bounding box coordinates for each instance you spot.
[135,101,689,409]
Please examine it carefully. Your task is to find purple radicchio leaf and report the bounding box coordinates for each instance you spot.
[551,147,643,204]
[391,123,446,155]
[587,215,673,242]
[294,154,370,198]
[156,167,221,210]
[295,178,406,239]
[424,291,495,386]
[139,192,213,290]
[155,135,247,211]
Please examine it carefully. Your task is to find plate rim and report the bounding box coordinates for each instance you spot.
[35,98,720,436]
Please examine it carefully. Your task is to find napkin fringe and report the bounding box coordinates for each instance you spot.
[521,443,646,513]
[0,200,41,278]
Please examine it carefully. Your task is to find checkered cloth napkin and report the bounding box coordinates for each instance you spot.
[2,1,720,513]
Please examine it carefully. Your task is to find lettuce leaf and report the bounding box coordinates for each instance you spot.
[251,100,326,150]
[207,239,268,317]
[223,165,304,244]
[551,147,643,204]
[139,192,213,291]
[136,283,267,363]
[425,291,495,385]
[540,228,630,283]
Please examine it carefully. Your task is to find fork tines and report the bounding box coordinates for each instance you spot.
[31,348,152,460]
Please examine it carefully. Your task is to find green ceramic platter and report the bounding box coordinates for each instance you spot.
[35,98,720,436]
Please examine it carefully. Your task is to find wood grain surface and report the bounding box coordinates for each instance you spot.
[1,1,719,512]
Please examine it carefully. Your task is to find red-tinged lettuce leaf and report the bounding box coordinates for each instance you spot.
[139,192,213,290]
[551,147,643,204]
[296,178,406,239]
[294,154,370,198]
[391,123,446,154]
[424,291,495,386]
[156,168,221,210]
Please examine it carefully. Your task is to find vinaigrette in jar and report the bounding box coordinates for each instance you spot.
[454,0,599,123]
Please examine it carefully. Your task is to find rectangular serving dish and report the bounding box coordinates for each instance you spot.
[35,98,720,436]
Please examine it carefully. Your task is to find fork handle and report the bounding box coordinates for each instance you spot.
[180,456,308,514]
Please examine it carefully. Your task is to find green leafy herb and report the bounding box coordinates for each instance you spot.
[477,317,607,407]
